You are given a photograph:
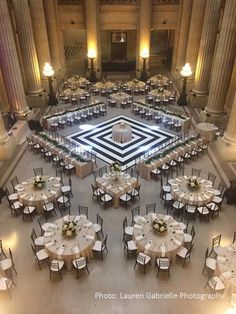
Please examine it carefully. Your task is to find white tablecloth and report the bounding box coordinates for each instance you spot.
[112,123,132,143]
[196,123,218,142]
[44,215,96,270]
[16,176,61,213]
[133,214,185,264]
[169,176,214,206]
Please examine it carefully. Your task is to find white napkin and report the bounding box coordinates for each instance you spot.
[22,181,28,185]
[173,238,182,246]
[101,182,107,186]
[106,185,112,189]
[134,224,143,230]
[53,184,61,187]
[41,194,48,200]
[48,177,54,181]
[144,241,152,252]
[85,222,93,228]
[135,234,145,241]
[29,196,35,201]
[15,186,24,191]
[85,234,94,240]
[160,246,166,257]
[63,216,69,222]
[150,213,157,220]
[175,230,184,234]
[73,244,80,254]
[48,223,57,230]
[50,190,56,194]
[222,271,233,279]
[126,182,132,186]
[45,241,54,248]
[217,255,226,262]
[44,231,54,237]
[137,217,147,224]
[57,246,65,255]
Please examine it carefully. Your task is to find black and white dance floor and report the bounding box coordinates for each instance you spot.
[68,115,177,168]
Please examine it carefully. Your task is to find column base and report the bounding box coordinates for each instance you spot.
[26,93,47,108]
[188,92,208,108]
[14,108,31,120]
[215,137,236,161]
[200,110,229,128]
[0,136,16,160]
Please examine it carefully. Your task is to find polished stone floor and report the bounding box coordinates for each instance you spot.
[0,104,235,314]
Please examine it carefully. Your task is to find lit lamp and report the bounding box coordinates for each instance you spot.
[87,49,97,83]
[43,63,58,106]
[177,63,192,106]
[140,49,149,82]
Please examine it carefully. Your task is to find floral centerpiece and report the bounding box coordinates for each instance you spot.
[62,221,78,238]
[33,176,46,189]
[187,177,201,191]
[152,218,167,234]
[110,161,121,173]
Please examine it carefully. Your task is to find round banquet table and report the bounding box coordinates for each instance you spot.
[196,123,218,142]
[169,176,214,206]
[133,214,185,264]
[44,215,96,270]
[15,176,61,213]
[215,244,236,296]
[112,123,132,143]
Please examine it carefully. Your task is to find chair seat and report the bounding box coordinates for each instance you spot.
[61,186,71,193]
[177,246,188,258]
[8,193,18,201]
[151,169,161,175]
[133,215,142,223]
[162,185,171,193]
[127,240,137,251]
[184,233,192,243]
[0,258,12,271]
[184,153,191,158]
[35,236,44,246]
[23,206,35,214]
[169,160,177,166]
[42,222,55,232]
[161,164,169,170]
[50,260,65,270]
[43,203,54,212]
[57,196,69,204]
[186,206,196,213]
[128,188,138,196]
[173,201,184,209]
[213,189,221,196]
[137,252,151,265]
[13,201,23,209]
[212,196,222,204]
[177,157,184,163]
[92,240,102,251]
[125,226,134,236]
[156,258,170,269]
[209,276,225,291]
[45,151,52,157]
[207,203,219,211]
[120,194,131,202]
[101,194,112,202]
[206,257,217,271]
[178,222,187,231]
[37,249,49,261]
[0,277,13,291]
[162,193,173,201]
[93,223,101,233]
[197,206,209,215]
[65,164,75,170]
[73,257,86,269]
[93,188,105,196]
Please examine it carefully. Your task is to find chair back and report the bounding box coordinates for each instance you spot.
[137,254,146,265]
[212,234,221,249]
[10,176,19,191]
[31,244,37,257]
[191,225,195,239]
[102,235,108,250]
[146,203,156,214]
[191,168,201,177]
[37,215,47,231]
[97,214,103,226]
[208,278,217,290]
[75,258,86,269]
[78,205,88,218]
[208,172,217,185]
[31,228,37,243]
[50,262,59,272]
[69,177,72,187]
[218,182,225,195]
[9,248,14,264]
[33,168,43,176]
[205,247,209,261]
[159,259,170,269]
[233,232,236,244]
[123,217,128,231]
[131,206,140,219]
[210,250,218,259]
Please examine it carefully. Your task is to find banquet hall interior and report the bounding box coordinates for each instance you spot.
[0,0,236,314]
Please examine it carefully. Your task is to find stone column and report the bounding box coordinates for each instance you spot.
[84,0,101,75]
[171,0,183,71]
[225,57,236,113]
[54,0,65,72]
[205,0,236,116]
[175,0,193,70]
[136,0,152,77]
[0,69,9,112]
[185,0,207,73]
[193,0,222,95]
[222,91,236,146]
[0,112,16,160]
[29,0,51,76]
[0,0,29,117]
[44,0,62,73]
[12,0,43,95]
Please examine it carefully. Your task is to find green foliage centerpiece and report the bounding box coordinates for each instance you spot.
[62,221,78,238]
[33,176,46,189]
[110,161,121,181]
[152,218,167,235]
[187,177,201,191]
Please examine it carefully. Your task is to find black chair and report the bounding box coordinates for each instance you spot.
[94,214,104,238]
[78,205,88,218]
[122,217,134,241]
[131,206,141,225]
[202,247,217,276]
[210,234,222,255]
[10,176,19,192]
[92,235,108,260]
[49,260,65,280]
[146,203,156,214]
[33,167,43,177]
[134,252,151,274]
[191,168,201,177]
[207,172,217,185]
[31,244,49,270]
[124,239,137,259]
[72,257,89,278]
[176,244,193,267]
[156,258,171,278]
[0,240,7,260]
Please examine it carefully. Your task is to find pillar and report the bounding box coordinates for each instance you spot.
[136,0,152,77]
[205,0,236,117]
[44,0,62,73]
[185,0,207,74]
[175,0,193,70]
[0,112,16,160]
[171,0,183,71]
[193,0,222,95]
[12,0,43,95]
[54,0,65,72]
[225,58,236,113]
[84,0,101,75]
[29,0,51,76]
[0,0,29,118]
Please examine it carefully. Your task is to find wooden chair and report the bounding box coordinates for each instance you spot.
[202,247,217,276]
[10,176,19,193]
[30,228,44,251]
[146,203,156,214]
[0,240,7,260]
[124,240,137,259]
[0,248,17,275]
[93,214,104,238]
[191,168,201,177]
[49,260,65,280]
[72,257,89,279]
[33,167,43,177]
[156,257,171,278]
[78,205,88,218]
[131,206,141,225]
[210,234,222,255]
[31,244,49,270]
[122,217,134,241]
[207,172,217,185]
[176,244,193,267]
[92,235,108,260]
[134,252,151,274]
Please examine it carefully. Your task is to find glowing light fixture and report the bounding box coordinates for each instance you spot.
[43,62,54,78]
[43,63,57,106]
[180,63,192,78]
[177,63,192,106]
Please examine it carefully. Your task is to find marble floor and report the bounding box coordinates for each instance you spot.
[0,103,235,314]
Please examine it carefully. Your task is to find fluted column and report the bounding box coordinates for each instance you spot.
[12,0,42,95]
[136,0,152,76]
[193,0,222,94]
[205,0,236,116]
[0,112,8,142]
[29,0,51,76]
[0,0,29,117]
[222,91,236,146]
[0,111,16,160]
[54,0,65,71]
[225,57,236,112]
[185,0,207,73]
[172,0,183,71]
[175,0,193,69]
[44,0,62,72]
[84,0,101,73]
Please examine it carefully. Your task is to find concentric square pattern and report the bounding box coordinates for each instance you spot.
[68,115,176,169]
